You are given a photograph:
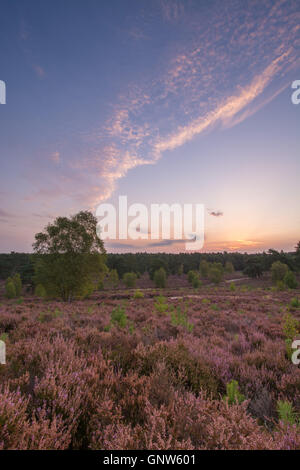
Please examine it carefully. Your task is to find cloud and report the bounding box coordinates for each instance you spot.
[0,209,15,218]
[26,1,300,210]
[209,210,223,217]
[33,64,45,78]
[51,151,60,164]
[160,0,186,23]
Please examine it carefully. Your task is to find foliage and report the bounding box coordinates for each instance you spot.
[133,289,144,299]
[271,261,289,283]
[282,312,299,359]
[277,401,297,425]
[284,271,298,289]
[225,261,234,274]
[192,275,201,289]
[153,267,167,288]
[5,278,16,299]
[123,272,137,288]
[290,297,300,309]
[33,211,106,301]
[154,295,168,314]
[0,287,300,449]
[208,266,223,284]
[170,305,194,332]
[34,284,47,298]
[243,258,263,278]
[199,260,210,279]
[110,305,128,329]
[12,273,22,297]
[108,269,119,288]
[224,380,245,405]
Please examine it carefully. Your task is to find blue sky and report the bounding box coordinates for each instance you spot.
[0,0,299,253]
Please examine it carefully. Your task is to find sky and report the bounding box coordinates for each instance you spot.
[0,0,299,253]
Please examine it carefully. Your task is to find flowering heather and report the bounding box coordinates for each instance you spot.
[0,285,299,449]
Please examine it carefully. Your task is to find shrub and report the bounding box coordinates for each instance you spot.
[154,295,168,314]
[133,289,144,299]
[271,261,289,283]
[225,261,234,274]
[5,279,16,299]
[109,269,119,288]
[192,275,201,289]
[282,312,299,359]
[284,271,298,289]
[208,266,223,284]
[12,273,22,297]
[153,268,167,288]
[170,306,194,332]
[187,270,197,284]
[123,272,137,288]
[223,380,245,405]
[34,284,47,298]
[243,257,264,278]
[230,282,236,291]
[276,280,285,291]
[290,297,300,308]
[110,305,128,328]
[177,264,183,276]
[277,401,297,425]
[199,260,210,278]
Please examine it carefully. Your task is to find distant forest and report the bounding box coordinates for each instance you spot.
[0,248,299,284]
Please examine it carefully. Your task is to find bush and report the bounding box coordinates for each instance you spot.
[133,289,144,299]
[225,261,234,274]
[109,269,119,288]
[290,297,300,308]
[187,270,197,284]
[199,260,210,279]
[123,272,137,288]
[208,266,223,284]
[192,275,201,289]
[5,279,16,299]
[284,271,298,289]
[12,273,22,297]
[223,380,245,405]
[153,267,167,288]
[230,282,236,291]
[276,280,285,291]
[110,306,128,328]
[271,261,289,283]
[277,401,297,425]
[34,284,47,298]
[154,295,168,314]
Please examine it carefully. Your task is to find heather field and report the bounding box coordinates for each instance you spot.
[0,282,299,450]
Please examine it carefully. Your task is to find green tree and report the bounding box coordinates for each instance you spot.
[123,272,137,288]
[12,273,22,297]
[284,271,298,289]
[153,267,167,288]
[208,266,223,284]
[177,264,184,276]
[243,258,263,278]
[187,270,197,284]
[295,241,300,272]
[34,284,47,298]
[33,211,106,301]
[5,278,16,298]
[199,260,210,278]
[271,261,289,283]
[225,261,234,274]
[108,269,119,288]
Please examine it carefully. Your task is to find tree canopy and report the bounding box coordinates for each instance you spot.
[33,211,106,301]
